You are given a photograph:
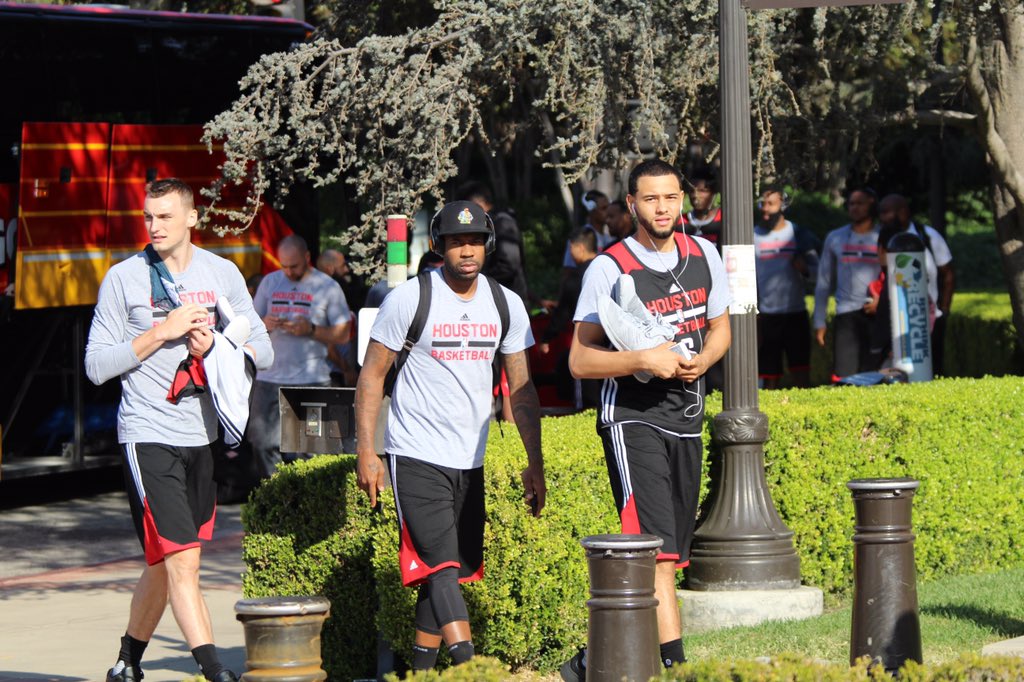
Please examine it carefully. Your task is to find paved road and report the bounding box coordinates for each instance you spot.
[0,489,247,682]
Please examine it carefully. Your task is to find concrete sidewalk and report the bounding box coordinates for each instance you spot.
[0,495,248,682]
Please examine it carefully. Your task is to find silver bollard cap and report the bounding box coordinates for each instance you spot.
[580,534,664,551]
[847,478,920,492]
[234,596,331,616]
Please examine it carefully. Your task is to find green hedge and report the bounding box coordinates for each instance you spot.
[384,654,1024,681]
[748,378,1024,596]
[242,376,1024,678]
[806,291,1021,386]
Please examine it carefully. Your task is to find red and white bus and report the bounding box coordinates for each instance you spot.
[0,2,310,480]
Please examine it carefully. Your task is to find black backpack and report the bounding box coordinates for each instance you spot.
[383,270,512,419]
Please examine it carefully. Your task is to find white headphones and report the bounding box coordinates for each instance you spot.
[582,194,598,212]
[757,189,791,211]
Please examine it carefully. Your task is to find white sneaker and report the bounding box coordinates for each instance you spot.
[605,278,692,381]
[216,296,250,348]
[599,296,685,383]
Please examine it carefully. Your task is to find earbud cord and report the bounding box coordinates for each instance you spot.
[650,229,705,419]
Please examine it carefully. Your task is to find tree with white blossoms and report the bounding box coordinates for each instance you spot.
[203,0,1024,344]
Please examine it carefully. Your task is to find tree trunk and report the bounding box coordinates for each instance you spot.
[990,183,1024,348]
[965,16,1024,347]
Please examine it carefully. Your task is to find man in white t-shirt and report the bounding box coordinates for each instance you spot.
[562,159,732,680]
[878,193,955,374]
[248,235,351,476]
[354,201,546,673]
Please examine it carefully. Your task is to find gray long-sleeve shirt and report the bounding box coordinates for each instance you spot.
[85,246,272,446]
[812,224,881,328]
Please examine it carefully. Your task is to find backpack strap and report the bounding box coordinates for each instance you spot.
[383,270,432,396]
[911,222,935,260]
[485,275,510,350]
[485,275,511,423]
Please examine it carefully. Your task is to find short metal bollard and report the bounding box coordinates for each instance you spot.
[581,534,663,682]
[848,478,922,672]
[235,596,331,682]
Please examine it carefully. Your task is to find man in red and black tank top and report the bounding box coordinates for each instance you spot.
[562,160,732,680]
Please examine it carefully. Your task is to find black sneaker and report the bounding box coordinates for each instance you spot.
[210,672,239,682]
[105,663,143,682]
[559,648,586,682]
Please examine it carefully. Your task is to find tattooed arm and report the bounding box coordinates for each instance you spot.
[503,350,547,516]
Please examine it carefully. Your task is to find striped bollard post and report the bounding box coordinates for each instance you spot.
[386,214,408,288]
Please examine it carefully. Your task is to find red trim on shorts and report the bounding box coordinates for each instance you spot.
[197,504,217,541]
[674,558,690,569]
[758,373,784,380]
[620,495,642,534]
[657,551,681,563]
[398,521,460,587]
[457,562,484,584]
[142,499,201,566]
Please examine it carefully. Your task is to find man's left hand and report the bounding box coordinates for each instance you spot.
[521,464,547,518]
[187,327,213,357]
[676,353,709,383]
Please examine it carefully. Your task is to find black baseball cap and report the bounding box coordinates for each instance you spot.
[432,200,492,238]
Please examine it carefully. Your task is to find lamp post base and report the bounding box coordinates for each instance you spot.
[679,585,823,633]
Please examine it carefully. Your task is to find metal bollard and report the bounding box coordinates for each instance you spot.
[848,478,922,672]
[235,596,331,682]
[581,534,663,682]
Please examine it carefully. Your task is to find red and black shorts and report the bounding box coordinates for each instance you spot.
[757,310,811,380]
[599,423,703,568]
[121,442,218,566]
[388,454,485,588]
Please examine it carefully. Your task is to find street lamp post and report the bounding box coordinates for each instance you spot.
[687,0,909,596]
[686,0,801,591]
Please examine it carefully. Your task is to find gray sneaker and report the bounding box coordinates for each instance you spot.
[598,288,688,378]
[614,274,648,321]
[599,296,679,383]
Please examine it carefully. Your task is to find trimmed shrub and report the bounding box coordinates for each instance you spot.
[655,654,1024,682]
[240,456,377,681]
[243,377,1024,677]
[748,378,1024,596]
[382,654,1024,681]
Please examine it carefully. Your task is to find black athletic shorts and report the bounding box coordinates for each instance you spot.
[388,454,485,587]
[121,442,218,565]
[757,310,811,380]
[599,423,703,567]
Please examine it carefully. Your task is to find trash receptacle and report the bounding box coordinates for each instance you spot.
[235,596,330,681]
[581,534,662,682]
[848,478,922,672]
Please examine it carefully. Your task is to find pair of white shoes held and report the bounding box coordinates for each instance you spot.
[597,274,691,383]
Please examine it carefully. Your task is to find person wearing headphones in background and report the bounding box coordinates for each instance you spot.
[604,199,635,245]
[561,189,612,280]
[679,168,723,251]
[753,186,820,389]
[562,159,731,681]
[812,188,882,382]
[354,200,546,673]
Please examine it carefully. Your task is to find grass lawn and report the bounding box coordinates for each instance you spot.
[685,567,1024,664]
[189,568,1024,681]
